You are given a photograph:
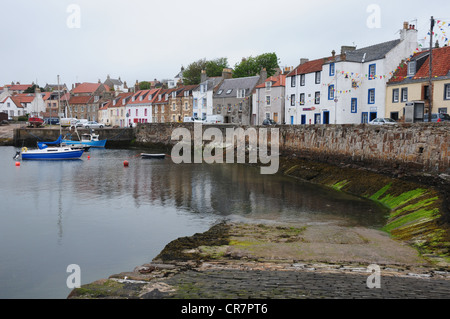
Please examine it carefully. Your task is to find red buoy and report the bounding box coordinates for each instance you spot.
[15,162,20,167]
[87,155,91,160]
[123,160,129,167]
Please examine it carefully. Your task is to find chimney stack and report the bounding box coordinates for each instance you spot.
[201,69,208,83]
[300,58,309,65]
[222,68,233,80]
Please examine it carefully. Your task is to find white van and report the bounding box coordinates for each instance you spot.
[204,115,224,124]
[60,118,78,127]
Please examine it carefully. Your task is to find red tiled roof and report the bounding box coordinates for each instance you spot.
[109,92,134,108]
[6,84,33,91]
[11,94,35,103]
[286,58,328,77]
[389,46,450,83]
[255,74,286,89]
[127,89,160,105]
[71,82,102,94]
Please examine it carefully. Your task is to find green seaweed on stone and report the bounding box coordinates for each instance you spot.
[390,197,439,219]
[369,183,392,201]
[383,208,440,233]
[330,180,350,191]
[377,188,428,210]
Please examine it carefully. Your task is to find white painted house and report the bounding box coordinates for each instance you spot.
[0,92,47,119]
[193,72,225,119]
[286,22,418,125]
[125,88,159,126]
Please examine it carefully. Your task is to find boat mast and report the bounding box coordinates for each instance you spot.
[57,75,62,138]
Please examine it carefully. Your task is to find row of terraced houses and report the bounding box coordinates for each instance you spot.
[1,22,450,126]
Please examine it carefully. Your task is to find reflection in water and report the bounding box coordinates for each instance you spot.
[0,147,386,299]
[70,149,386,228]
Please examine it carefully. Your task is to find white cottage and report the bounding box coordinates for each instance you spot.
[286,22,418,125]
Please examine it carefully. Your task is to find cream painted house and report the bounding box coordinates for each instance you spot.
[386,45,450,121]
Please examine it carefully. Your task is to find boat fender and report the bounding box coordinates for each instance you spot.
[21,147,28,153]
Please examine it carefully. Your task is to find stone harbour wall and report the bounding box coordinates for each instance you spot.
[135,122,450,175]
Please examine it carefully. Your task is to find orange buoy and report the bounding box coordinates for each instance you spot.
[15,162,20,166]
[123,160,129,167]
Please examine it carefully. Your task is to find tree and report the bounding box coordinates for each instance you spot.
[183,57,229,85]
[23,84,45,93]
[233,52,280,78]
[139,81,151,90]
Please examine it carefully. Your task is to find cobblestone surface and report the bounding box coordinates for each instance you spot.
[154,269,450,299]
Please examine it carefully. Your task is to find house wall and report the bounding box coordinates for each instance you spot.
[386,79,450,119]
[254,85,285,125]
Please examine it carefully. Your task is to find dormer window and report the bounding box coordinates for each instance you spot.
[217,89,223,95]
[265,82,272,91]
[158,94,162,101]
[122,99,126,105]
[139,96,143,101]
[172,92,176,98]
[407,61,416,77]
[226,89,233,95]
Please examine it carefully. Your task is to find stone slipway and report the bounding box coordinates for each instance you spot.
[68,222,450,299]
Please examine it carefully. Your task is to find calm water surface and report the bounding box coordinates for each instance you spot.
[0,146,386,298]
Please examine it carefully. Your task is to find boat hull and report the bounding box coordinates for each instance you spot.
[141,153,165,159]
[21,148,84,160]
[63,139,107,148]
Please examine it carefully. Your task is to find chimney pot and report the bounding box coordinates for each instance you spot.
[403,21,409,30]
[300,58,309,65]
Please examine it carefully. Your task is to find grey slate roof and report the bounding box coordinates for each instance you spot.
[339,39,401,63]
[214,76,260,98]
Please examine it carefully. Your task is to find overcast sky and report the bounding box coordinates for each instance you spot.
[1,0,449,88]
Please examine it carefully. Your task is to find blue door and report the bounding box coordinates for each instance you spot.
[301,115,306,125]
[290,116,294,125]
[323,111,330,124]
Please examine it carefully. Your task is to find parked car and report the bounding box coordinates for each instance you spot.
[183,116,204,123]
[369,118,397,125]
[83,121,104,129]
[262,119,277,125]
[44,118,60,125]
[423,113,450,122]
[75,119,88,127]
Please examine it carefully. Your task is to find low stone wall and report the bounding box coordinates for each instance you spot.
[135,122,450,175]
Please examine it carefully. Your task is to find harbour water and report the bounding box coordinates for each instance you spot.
[0,146,386,298]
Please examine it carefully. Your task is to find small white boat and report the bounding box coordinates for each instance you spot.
[140,153,166,159]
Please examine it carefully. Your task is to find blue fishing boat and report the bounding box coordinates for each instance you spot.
[39,135,90,151]
[63,132,107,148]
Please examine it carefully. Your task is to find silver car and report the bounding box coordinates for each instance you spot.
[369,118,397,125]
[83,121,104,129]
